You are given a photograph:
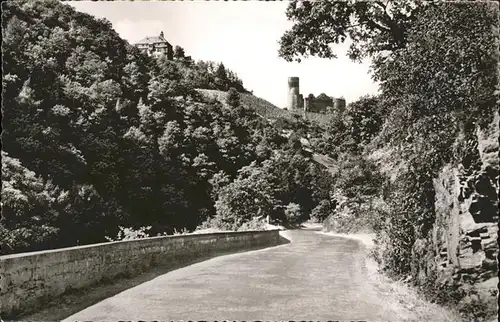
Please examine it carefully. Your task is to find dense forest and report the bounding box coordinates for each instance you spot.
[1,0,333,254]
[173,54,247,93]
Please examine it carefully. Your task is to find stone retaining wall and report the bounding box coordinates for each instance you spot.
[0,230,281,318]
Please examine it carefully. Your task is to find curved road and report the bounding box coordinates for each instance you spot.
[63,229,406,320]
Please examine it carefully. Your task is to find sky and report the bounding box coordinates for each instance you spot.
[69,1,379,108]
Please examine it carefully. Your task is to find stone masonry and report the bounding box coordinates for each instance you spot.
[0,230,281,318]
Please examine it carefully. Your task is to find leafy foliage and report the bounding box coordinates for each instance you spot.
[371,2,499,282]
[284,203,302,227]
[376,2,498,168]
[310,199,333,222]
[311,95,384,157]
[226,87,241,108]
[173,45,185,60]
[182,60,247,93]
[105,226,155,241]
[278,0,430,62]
[1,0,251,252]
[1,152,62,254]
[200,147,334,231]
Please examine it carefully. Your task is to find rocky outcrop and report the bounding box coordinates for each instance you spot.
[323,111,498,319]
[411,111,499,320]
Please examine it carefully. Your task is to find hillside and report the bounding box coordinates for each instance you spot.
[197,89,293,118]
[196,89,340,171]
[196,89,336,129]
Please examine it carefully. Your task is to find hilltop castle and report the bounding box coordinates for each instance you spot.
[134,31,173,60]
[287,77,346,113]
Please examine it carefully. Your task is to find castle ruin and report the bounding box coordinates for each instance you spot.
[287,77,346,114]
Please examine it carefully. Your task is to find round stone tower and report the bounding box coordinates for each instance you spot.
[287,77,300,110]
[334,97,346,112]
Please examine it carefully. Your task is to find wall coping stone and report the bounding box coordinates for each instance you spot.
[0,229,281,260]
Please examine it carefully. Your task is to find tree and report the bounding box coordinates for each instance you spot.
[316,93,331,101]
[183,55,193,67]
[2,0,342,252]
[1,152,62,254]
[368,4,499,307]
[215,62,229,90]
[226,87,240,108]
[284,202,302,227]
[376,2,499,172]
[207,162,280,231]
[344,95,383,146]
[173,45,185,60]
[278,0,430,62]
[333,153,383,200]
[310,200,333,222]
[215,62,227,79]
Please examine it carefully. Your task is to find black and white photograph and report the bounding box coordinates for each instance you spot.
[1,0,498,321]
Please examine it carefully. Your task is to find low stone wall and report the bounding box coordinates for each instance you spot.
[0,230,281,318]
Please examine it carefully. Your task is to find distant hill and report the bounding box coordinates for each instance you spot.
[196,89,336,128]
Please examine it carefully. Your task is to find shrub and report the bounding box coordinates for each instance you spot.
[310,199,332,222]
[237,217,268,231]
[105,226,153,241]
[284,202,302,227]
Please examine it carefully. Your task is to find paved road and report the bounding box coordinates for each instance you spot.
[63,229,404,321]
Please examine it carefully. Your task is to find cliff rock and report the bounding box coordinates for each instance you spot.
[412,111,499,319]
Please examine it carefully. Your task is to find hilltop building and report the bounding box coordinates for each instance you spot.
[287,77,346,113]
[134,31,173,59]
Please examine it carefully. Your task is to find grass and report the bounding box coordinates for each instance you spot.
[373,273,464,322]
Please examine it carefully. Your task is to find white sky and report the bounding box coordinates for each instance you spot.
[69,1,379,108]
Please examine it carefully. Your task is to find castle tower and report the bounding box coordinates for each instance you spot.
[287,77,300,110]
[334,97,346,112]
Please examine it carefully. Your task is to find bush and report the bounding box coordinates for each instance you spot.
[310,199,332,222]
[226,87,240,108]
[237,217,268,231]
[1,152,62,254]
[284,203,302,227]
[105,226,153,241]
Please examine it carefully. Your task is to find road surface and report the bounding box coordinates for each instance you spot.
[62,229,412,320]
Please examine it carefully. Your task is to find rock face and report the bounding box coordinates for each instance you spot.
[411,111,499,319]
[325,112,498,319]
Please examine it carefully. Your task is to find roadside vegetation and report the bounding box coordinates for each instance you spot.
[279,1,499,320]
